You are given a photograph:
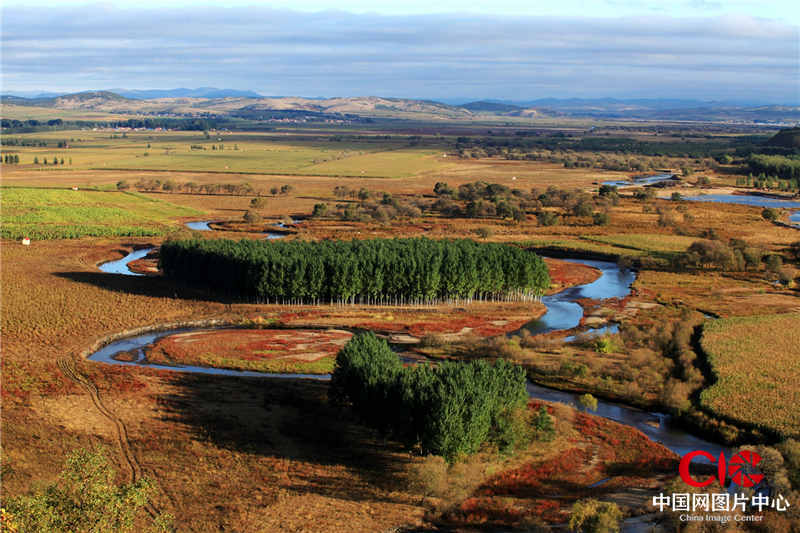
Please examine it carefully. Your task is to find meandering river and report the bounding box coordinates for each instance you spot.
[93,248,730,460]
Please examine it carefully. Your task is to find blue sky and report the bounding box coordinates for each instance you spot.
[2,1,798,103]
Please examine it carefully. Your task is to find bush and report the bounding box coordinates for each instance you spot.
[312,203,328,217]
[533,406,555,441]
[3,448,170,532]
[578,393,598,412]
[592,212,610,226]
[568,499,622,533]
[537,211,561,226]
[762,208,779,222]
[250,197,266,208]
[473,227,493,239]
[242,209,262,223]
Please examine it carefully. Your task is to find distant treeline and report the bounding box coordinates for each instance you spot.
[330,332,536,461]
[1,117,228,133]
[159,237,550,304]
[454,135,760,159]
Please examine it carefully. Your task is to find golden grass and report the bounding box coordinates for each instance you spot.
[700,313,800,438]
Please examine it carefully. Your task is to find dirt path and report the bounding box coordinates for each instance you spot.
[57,357,161,520]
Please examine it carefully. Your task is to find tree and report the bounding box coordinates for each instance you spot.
[533,406,555,441]
[578,394,598,412]
[312,203,328,217]
[670,192,683,201]
[270,186,279,196]
[250,197,267,209]
[592,212,609,226]
[568,499,622,533]
[2,448,171,533]
[34,156,39,164]
[766,254,783,274]
[280,184,293,195]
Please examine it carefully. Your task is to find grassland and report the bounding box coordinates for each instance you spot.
[1,130,459,177]
[1,187,201,239]
[3,122,800,531]
[700,313,800,438]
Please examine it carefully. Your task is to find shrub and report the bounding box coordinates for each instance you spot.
[537,211,561,226]
[474,227,493,239]
[568,499,622,533]
[242,209,262,223]
[312,203,328,217]
[2,449,170,532]
[250,197,267,208]
[762,208,779,222]
[592,212,610,226]
[533,406,555,441]
[578,394,598,412]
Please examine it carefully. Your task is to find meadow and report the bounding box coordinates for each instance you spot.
[1,187,200,239]
[700,313,800,439]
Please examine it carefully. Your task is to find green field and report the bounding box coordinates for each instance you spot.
[700,313,800,438]
[2,130,454,178]
[582,233,697,254]
[1,187,201,239]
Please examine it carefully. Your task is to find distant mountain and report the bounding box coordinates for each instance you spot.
[460,101,524,113]
[2,90,131,108]
[3,91,796,123]
[110,87,263,99]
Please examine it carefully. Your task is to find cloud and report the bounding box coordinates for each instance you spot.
[1,5,797,102]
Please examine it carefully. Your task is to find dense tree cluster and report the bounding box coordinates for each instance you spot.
[159,237,550,304]
[748,154,800,180]
[320,181,613,227]
[330,332,533,461]
[672,238,769,272]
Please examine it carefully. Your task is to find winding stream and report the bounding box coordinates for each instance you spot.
[92,250,730,460]
[98,248,154,276]
[602,173,676,188]
[186,219,291,239]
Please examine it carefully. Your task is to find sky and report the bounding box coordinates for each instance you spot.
[2,1,798,103]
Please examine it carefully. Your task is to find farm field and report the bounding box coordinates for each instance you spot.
[700,313,800,438]
[1,187,200,239]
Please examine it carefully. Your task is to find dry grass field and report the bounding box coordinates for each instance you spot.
[700,313,800,438]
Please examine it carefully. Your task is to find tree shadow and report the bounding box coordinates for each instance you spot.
[54,271,233,303]
[155,371,415,504]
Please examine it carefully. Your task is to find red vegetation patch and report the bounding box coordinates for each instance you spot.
[145,328,352,366]
[544,257,600,290]
[444,402,679,528]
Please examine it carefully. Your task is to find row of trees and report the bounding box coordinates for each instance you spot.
[33,156,67,165]
[2,154,20,164]
[117,179,292,197]
[330,332,536,461]
[159,237,551,305]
